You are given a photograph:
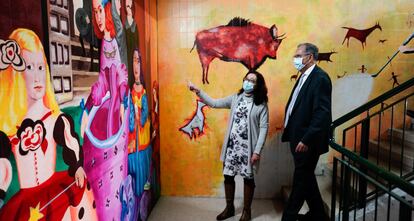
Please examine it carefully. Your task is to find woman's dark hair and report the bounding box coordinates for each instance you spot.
[128,48,145,89]
[238,71,268,105]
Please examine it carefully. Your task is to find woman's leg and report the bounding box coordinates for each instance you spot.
[217,175,235,220]
[240,178,255,221]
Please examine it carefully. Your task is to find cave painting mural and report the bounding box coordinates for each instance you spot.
[0,29,97,221]
[317,51,337,63]
[342,22,382,49]
[389,72,400,88]
[179,100,208,139]
[191,17,285,84]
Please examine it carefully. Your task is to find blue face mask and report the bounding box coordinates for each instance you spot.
[243,80,255,93]
[293,57,305,71]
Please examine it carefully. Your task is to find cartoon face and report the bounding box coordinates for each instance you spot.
[22,50,46,102]
[125,0,133,17]
[92,0,106,33]
[133,50,141,82]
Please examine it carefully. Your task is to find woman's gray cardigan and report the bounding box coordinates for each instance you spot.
[198,90,269,167]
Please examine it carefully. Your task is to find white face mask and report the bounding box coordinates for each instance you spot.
[243,80,255,93]
[293,57,305,71]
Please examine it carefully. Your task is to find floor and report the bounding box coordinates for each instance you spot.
[148,197,284,221]
[148,171,333,221]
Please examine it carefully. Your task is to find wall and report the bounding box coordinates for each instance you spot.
[158,0,414,198]
[0,0,160,220]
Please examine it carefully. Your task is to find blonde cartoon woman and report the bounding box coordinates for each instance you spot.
[0,28,97,221]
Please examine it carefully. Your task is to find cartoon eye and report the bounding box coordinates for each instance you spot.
[38,66,44,71]
[27,64,33,70]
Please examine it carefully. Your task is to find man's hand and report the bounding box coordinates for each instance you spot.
[251,153,260,164]
[295,142,308,152]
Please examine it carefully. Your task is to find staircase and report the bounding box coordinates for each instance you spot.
[329,78,414,221]
[368,127,414,175]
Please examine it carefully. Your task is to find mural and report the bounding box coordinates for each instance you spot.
[0,0,160,220]
[191,17,285,84]
[0,28,97,221]
[342,22,382,49]
[179,100,208,139]
[158,0,414,197]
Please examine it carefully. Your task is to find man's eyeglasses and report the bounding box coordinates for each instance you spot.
[293,53,311,58]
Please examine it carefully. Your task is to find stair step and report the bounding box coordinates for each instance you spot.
[368,139,414,174]
[388,128,414,148]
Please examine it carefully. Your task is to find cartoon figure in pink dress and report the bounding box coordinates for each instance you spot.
[80,0,131,219]
[0,28,97,221]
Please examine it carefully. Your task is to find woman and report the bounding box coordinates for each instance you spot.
[124,0,140,88]
[128,49,152,197]
[81,0,130,219]
[0,28,96,220]
[188,71,269,221]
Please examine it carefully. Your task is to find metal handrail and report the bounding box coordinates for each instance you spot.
[329,77,414,199]
[330,140,414,197]
[334,157,414,208]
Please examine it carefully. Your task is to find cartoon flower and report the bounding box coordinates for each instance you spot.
[16,119,47,155]
[0,39,26,71]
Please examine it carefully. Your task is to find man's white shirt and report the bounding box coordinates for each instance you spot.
[284,64,316,127]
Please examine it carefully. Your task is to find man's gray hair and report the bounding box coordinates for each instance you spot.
[298,43,319,61]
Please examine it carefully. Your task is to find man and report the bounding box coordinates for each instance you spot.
[281,43,332,221]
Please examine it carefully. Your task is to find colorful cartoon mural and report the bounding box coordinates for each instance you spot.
[0,0,160,220]
[0,28,97,221]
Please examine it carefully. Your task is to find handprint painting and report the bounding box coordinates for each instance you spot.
[0,28,97,221]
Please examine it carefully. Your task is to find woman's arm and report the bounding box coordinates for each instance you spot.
[188,81,233,109]
[85,68,109,111]
[253,104,269,155]
[54,115,83,170]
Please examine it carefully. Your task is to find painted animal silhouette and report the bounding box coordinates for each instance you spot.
[337,71,347,79]
[191,17,284,84]
[318,51,337,63]
[342,22,382,49]
[379,39,387,44]
[179,100,207,139]
[290,72,299,81]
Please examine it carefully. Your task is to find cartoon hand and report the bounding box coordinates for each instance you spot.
[74,167,86,188]
[120,105,125,124]
[63,116,80,161]
[151,129,157,140]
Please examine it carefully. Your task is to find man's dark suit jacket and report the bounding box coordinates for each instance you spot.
[282,65,332,155]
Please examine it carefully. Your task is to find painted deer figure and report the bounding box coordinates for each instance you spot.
[342,22,382,49]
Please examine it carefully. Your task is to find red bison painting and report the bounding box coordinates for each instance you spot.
[191,17,285,84]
